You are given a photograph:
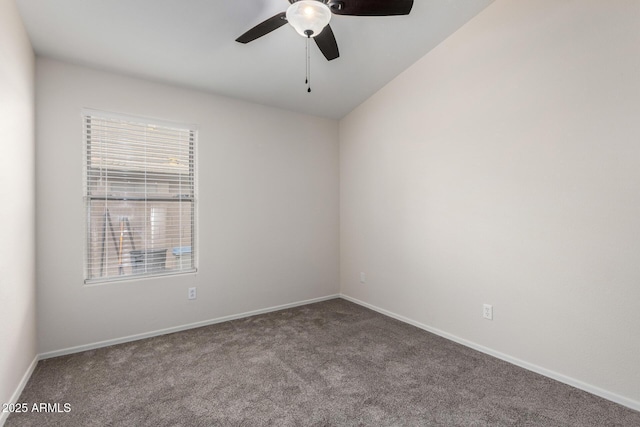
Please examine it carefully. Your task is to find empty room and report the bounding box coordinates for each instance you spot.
[2,0,639,425]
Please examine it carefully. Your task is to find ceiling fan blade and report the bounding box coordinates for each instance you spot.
[314,25,339,61]
[329,0,414,16]
[235,12,287,44]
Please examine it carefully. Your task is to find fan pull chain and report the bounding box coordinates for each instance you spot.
[305,35,311,93]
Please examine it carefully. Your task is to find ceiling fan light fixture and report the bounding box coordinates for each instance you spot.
[286,1,332,38]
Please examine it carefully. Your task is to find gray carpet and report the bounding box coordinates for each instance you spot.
[6,298,640,426]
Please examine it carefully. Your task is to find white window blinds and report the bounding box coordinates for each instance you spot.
[83,111,197,283]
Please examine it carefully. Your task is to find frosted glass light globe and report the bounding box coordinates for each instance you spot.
[286,1,332,38]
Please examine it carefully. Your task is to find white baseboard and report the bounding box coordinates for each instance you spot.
[340,294,640,413]
[40,294,340,360]
[0,355,38,427]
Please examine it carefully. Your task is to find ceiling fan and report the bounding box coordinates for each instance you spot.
[236,0,414,61]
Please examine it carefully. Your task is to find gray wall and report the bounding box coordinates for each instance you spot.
[35,58,339,354]
[0,0,37,416]
[340,0,640,408]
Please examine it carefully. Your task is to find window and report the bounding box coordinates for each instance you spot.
[83,110,197,283]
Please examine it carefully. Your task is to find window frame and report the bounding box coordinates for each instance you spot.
[82,109,198,285]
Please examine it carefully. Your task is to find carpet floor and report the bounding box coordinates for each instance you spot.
[6,298,640,426]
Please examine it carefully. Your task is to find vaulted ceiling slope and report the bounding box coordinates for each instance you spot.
[16,0,493,119]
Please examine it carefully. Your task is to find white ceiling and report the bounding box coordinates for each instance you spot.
[16,0,493,119]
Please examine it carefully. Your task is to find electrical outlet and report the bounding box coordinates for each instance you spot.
[188,287,197,300]
[360,272,366,283]
[483,304,493,320]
